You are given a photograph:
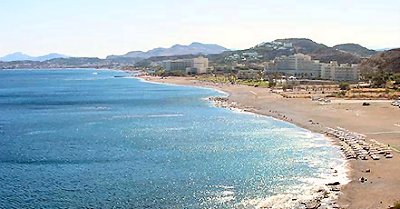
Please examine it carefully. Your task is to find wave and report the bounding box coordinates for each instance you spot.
[164,127,188,131]
[63,77,111,81]
[111,113,184,119]
[26,130,56,135]
[235,157,349,209]
[80,106,111,111]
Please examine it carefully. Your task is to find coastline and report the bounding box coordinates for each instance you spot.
[138,75,400,209]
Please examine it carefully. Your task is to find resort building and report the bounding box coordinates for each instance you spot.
[162,56,209,74]
[266,53,322,78]
[265,54,360,81]
[321,61,360,81]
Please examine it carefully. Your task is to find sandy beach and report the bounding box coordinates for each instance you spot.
[140,75,400,209]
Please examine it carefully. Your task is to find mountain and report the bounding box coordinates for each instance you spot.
[0,52,68,62]
[109,42,229,59]
[333,43,377,57]
[0,52,34,62]
[359,48,400,73]
[35,53,69,61]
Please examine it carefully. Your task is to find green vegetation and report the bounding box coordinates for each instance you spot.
[197,75,269,87]
[339,82,351,91]
[268,81,276,88]
[154,70,186,77]
[236,79,269,87]
[363,71,400,89]
[198,75,234,84]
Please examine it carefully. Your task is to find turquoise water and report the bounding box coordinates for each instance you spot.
[0,69,346,208]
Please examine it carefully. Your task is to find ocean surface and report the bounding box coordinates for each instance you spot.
[0,69,347,208]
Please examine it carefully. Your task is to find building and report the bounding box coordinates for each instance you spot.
[265,54,360,81]
[161,56,209,74]
[162,59,193,72]
[266,53,321,78]
[321,61,359,81]
[191,57,209,74]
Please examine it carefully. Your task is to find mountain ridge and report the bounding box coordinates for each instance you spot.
[0,52,68,62]
[108,42,229,59]
[332,43,376,57]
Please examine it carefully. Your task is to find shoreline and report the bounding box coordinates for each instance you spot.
[137,75,350,208]
[138,75,400,209]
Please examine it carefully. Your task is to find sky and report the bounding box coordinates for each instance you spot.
[0,0,399,58]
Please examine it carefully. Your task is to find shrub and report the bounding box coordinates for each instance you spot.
[339,82,351,91]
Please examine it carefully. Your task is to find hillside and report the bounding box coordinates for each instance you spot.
[109,42,228,59]
[211,38,363,65]
[333,43,377,57]
[276,38,361,64]
[359,48,400,73]
[274,38,328,54]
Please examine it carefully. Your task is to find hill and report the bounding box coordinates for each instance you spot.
[108,42,229,59]
[333,43,377,57]
[359,48,400,73]
[0,52,68,62]
[274,38,327,54]
[276,38,361,64]
[211,38,364,65]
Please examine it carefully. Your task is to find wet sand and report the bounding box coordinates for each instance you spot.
[141,76,400,209]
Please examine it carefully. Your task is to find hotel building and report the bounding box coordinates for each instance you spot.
[162,56,209,74]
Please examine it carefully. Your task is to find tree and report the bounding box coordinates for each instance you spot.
[268,81,276,88]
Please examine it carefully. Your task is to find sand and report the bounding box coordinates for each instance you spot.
[140,76,400,209]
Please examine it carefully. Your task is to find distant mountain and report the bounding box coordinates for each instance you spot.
[333,43,377,57]
[0,52,68,62]
[359,48,400,73]
[0,52,34,62]
[108,42,229,59]
[36,53,69,61]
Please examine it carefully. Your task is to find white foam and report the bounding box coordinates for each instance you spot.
[26,130,56,135]
[111,113,183,119]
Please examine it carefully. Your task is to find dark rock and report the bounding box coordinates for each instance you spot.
[359,177,368,183]
[326,182,340,186]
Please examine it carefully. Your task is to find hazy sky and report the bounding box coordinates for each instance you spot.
[0,0,399,58]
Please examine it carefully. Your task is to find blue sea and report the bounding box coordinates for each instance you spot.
[0,69,347,208]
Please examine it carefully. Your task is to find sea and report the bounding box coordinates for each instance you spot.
[0,69,348,208]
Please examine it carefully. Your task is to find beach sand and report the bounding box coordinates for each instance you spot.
[141,76,400,209]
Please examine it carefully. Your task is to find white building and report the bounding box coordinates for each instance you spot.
[162,56,209,74]
[267,53,321,78]
[188,57,209,74]
[321,61,359,81]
